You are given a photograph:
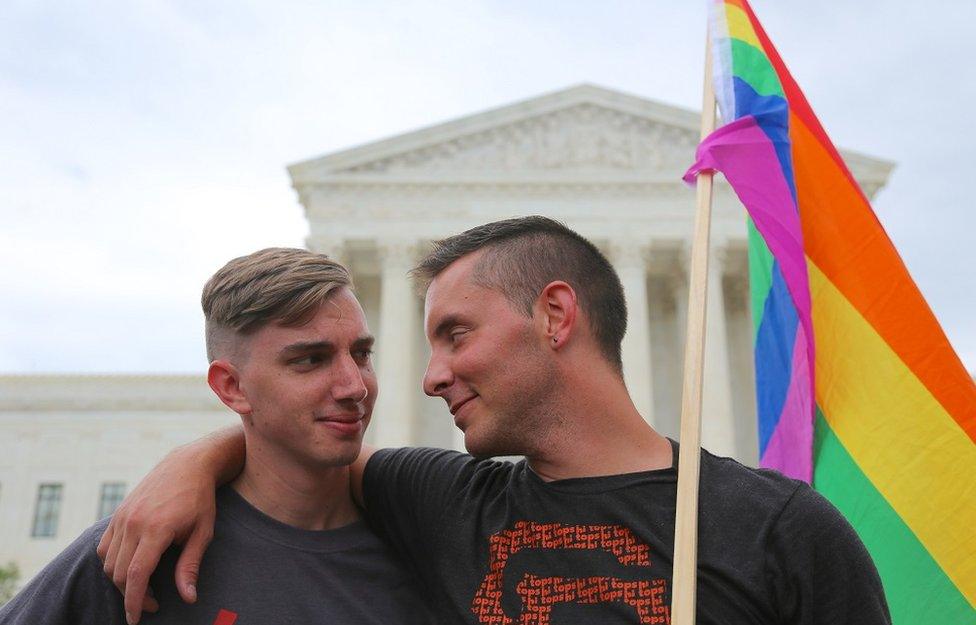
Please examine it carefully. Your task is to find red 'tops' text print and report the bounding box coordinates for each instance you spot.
[471,521,669,624]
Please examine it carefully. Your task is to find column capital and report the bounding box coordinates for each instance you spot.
[606,237,650,270]
[377,238,421,267]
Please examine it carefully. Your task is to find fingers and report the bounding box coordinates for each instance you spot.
[142,587,160,614]
[110,525,139,599]
[96,518,114,563]
[175,524,213,603]
[123,534,171,624]
[99,520,123,583]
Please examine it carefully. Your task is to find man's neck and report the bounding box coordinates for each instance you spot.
[525,372,674,482]
[230,451,360,531]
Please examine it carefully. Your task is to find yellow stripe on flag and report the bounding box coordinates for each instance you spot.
[809,261,976,607]
[725,4,762,50]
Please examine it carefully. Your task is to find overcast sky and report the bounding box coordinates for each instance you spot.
[1,0,973,375]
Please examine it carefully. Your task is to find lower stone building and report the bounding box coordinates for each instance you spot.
[0,375,237,586]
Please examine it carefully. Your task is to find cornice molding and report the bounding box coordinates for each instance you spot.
[0,374,227,412]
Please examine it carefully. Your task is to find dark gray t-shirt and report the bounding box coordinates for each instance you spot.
[362,441,891,625]
[0,486,432,624]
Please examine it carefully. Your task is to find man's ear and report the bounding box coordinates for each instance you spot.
[536,281,578,349]
[207,360,251,415]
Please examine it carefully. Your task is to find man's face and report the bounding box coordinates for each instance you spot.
[422,252,556,458]
[234,287,377,469]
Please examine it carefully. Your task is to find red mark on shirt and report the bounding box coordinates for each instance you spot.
[213,609,238,625]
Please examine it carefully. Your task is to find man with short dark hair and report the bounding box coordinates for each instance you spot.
[414,215,628,370]
[100,218,891,625]
[0,248,430,625]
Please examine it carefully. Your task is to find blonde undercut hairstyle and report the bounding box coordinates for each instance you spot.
[202,247,352,362]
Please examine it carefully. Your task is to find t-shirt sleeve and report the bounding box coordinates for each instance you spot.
[362,446,482,560]
[765,484,891,625]
[0,522,125,625]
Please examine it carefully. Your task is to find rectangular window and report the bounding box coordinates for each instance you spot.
[97,482,127,520]
[31,483,63,538]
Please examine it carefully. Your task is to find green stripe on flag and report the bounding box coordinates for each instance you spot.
[814,410,975,623]
[730,38,784,98]
[747,218,774,339]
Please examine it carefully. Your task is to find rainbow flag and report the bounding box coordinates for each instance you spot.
[683,0,976,622]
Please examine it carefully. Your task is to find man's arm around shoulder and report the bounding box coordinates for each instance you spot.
[97,425,246,624]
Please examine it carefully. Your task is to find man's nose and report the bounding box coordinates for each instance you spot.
[422,352,453,397]
[333,355,367,401]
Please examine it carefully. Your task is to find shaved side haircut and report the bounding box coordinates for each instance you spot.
[202,247,352,362]
[413,216,627,372]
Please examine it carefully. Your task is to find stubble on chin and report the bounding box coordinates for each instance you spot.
[467,388,562,461]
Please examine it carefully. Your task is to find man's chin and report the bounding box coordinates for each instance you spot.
[300,447,361,470]
[461,431,518,460]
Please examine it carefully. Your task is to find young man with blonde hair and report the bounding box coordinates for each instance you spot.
[101,218,889,625]
[0,248,429,625]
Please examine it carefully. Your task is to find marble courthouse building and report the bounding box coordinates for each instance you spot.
[0,85,893,585]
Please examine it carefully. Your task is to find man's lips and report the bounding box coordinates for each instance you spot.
[449,396,476,416]
[317,414,363,423]
[315,414,365,435]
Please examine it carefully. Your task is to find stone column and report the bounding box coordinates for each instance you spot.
[608,239,655,426]
[372,240,418,447]
[700,247,737,458]
[670,262,689,348]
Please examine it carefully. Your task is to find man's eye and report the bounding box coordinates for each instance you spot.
[292,354,325,366]
[450,329,468,345]
[353,349,373,363]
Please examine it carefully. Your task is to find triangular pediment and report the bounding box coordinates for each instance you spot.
[347,102,699,176]
[288,83,894,195]
[288,84,705,182]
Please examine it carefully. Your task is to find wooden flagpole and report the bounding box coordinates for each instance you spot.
[670,31,717,625]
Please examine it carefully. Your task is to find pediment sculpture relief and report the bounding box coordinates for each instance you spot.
[340,104,698,175]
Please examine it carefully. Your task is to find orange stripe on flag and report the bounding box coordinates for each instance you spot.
[791,114,976,442]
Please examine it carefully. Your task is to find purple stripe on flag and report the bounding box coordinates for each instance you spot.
[683,114,814,398]
[683,116,810,327]
[759,327,813,481]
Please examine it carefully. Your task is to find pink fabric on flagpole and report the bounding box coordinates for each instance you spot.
[683,115,816,407]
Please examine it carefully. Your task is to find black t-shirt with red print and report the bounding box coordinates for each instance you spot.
[363,441,891,625]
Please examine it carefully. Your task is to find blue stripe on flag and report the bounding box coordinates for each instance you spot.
[756,261,800,455]
[731,77,797,206]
